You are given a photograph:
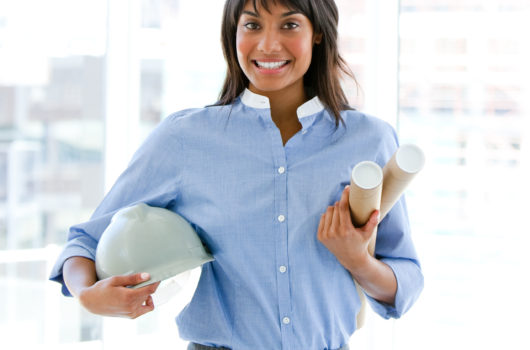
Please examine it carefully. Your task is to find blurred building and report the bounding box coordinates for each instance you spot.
[397,0,529,237]
[0,0,528,348]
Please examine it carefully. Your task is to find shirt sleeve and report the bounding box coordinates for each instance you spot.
[365,122,424,319]
[49,111,186,296]
[366,196,424,319]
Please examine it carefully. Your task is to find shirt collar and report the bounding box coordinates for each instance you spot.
[240,88,325,119]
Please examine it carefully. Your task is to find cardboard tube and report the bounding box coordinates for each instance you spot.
[349,161,383,255]
[349,161,383,329]
[380,144,425,221]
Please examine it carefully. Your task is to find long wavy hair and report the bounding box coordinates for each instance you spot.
[214,0,357,127]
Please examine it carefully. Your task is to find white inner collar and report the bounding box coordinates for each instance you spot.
[241,88,324,119]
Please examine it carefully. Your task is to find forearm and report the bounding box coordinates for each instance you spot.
[346,254,397,306]
[63,256,98,298]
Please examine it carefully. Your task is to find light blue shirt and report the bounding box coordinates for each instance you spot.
[50,89,423,350]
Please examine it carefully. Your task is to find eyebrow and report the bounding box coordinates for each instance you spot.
[241,10,301,18]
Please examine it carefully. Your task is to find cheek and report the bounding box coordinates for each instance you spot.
[289,38,314,66]
[236,33,252,63]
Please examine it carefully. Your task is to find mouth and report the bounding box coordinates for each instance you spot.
[252,60,291,70]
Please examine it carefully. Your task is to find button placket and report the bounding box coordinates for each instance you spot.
[269,138,294,345]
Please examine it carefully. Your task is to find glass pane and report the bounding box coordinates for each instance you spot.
[397,1,530,349]
[0,0,107,346]
[337,0,366,109]
[0,1,107,248]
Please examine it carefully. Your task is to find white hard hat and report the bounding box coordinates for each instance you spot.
[95,203,214,288]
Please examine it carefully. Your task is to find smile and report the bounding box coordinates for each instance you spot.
[253,60,290,69]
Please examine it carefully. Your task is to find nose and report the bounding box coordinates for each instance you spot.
[257,28,282,53]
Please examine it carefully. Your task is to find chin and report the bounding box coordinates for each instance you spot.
[252,85,285,93]
[249,80,294,94]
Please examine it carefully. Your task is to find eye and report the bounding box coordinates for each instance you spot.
[243,22,260,30]
[283,22,299,30]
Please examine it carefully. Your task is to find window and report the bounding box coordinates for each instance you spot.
[0,0,107,346]
[1,0,528,348]
[397,2,529,349]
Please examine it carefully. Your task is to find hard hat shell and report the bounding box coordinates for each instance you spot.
[95,203,214,288]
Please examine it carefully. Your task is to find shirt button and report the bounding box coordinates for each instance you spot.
[278,166,285,174]
[279,266,287,273]
[302,130,308,135]
[278,215,285,222]
[282,317,291,325]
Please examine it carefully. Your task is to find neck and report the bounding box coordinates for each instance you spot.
[249,82,307,124]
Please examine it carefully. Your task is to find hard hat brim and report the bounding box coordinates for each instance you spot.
[131,253,214,289]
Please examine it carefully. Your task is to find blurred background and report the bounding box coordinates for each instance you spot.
[1,0,529,348]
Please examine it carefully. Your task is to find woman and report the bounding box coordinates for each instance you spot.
[50,0,423,349]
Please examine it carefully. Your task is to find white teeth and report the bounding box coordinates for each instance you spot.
[255,60,288,69]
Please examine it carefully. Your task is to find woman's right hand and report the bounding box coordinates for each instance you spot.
[63,257,159,319]
[79,273,160,319]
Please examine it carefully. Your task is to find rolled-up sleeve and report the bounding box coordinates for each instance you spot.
[367,256,424,319]
[366,191,424,319]
[49,111,187,296]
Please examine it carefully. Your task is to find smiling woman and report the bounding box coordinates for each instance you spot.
[0,0,443,348]
[49,0,423,349]
[2,0,527,348]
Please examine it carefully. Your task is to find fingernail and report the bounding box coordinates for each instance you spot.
[141,272,150,280]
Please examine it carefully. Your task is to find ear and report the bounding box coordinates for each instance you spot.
[314,33,323,45]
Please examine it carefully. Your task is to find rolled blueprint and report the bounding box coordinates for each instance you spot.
[380,144,425,220]
[349,161,383,330]
[349,161,383,255]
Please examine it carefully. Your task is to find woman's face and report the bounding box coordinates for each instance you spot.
[236,1,321,97]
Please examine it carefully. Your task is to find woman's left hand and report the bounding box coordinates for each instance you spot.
[317,185,380,273]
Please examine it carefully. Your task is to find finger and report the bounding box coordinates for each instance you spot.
[338,186,353,230]
[317,213,325,241]
[331,201,341,235]
[142,281,160,294]
[113,294,149,318]
[111,272,150,287]
[360,209,380,239]
[145,295,154,308]
[151,281,161,292]
[130,281,160,300]
[324,206,334,237]
[133,298,155,319]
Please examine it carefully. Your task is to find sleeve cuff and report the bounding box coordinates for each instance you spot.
[48,235,98,297]
[366,257,424,319]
